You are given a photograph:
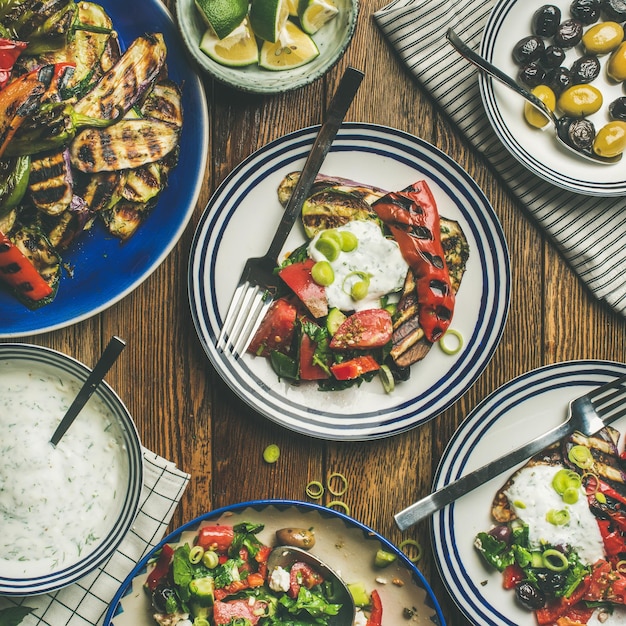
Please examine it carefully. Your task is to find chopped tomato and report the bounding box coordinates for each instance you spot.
[255,544,272,578]
[196,524,234,552]
[329,309,392,350]
[502,564,524,590]
[537,576,591,625]
[213,598,267,625]
[248,298,298,357]
[299,330,329,380]
[279,259,328,318]
[330,355,380,381]
[366,589,383,626]
[288,561,324,598]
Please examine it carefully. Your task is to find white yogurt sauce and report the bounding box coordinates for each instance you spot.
[505,464,605,565]
[308,220,408,312]
[0,362,128,577]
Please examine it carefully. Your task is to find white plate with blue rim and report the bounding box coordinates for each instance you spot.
[104,499,446,626]
[481,0,626,196]
[188,122,510,441]
[431,359,626,625]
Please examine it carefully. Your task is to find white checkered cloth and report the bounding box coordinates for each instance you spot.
[374,0,626,317]
[0,450,190,626]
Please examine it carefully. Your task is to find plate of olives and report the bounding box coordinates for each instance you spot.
[480,0,626,196]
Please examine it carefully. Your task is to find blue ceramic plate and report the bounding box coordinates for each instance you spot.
[481,0,626,196]
[105,499,445,626]
[0,343,143,595]
[431,360,626,625]
[0,0,208,338]
[188,123,511,441]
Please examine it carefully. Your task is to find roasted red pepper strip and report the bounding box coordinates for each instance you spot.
[372,181,454,342]
[0,230,53,301]
[366,589,383,626]
[0,38,27,90]
[145,543,174,591]
[330,355,380,381]
[597,518,626,556]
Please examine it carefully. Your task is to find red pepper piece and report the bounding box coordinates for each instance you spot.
[288,561,324,598]
[366,589,383,626]
[0,230,53,301]
[330,355,380,381]
[196,524,235,552]
[502,563,524,590]
[0,38,27,90]
[372,180,454,342]
[279,258,328,318]
[597,519,626,556]
[145,543,174,591]
[255,544,272,579]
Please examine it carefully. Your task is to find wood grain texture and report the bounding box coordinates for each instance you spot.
[1,0,625,623]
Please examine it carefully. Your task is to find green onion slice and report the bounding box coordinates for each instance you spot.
[542,548,569,571]
[189,545,204,564]
[552,468,581,495]
[438,328,464,355]
[328,500,350,515]
[306,480,324,499]
[379,364,395,394]
[327,472,348,496]
[202,549,219,569]
[546,508,571,526]
[399,539,423,563]
[263,444,280,463]
[568,444,594,469]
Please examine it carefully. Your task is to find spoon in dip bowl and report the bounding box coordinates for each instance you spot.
[446,28,622,165]
[50,335,126,446]
[267,545,356,625]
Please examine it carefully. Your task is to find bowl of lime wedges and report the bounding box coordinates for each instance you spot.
[175,0,357,93]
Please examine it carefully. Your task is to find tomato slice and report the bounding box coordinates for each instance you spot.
[248,297,298,357]
[196,524,235,552]
[330,355,380,381]
[329,309,392,350]
[279,259,328,319]
[288,561,324,598]
[299,329,329,380]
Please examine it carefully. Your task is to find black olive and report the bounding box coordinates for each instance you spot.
[570,0,601,24]
[601,0,626,21]
[609,96,626,119]
[570,54,601,83]
[548,66,573,93]
[557,116,596,151]
[518,62,547,87]
[532,4,562,36]
[542,45,566,68]
[515,581,546,611]
[152,584,178,613]
[554,18,584,48]
[513,36,546,64]
[487,524,512,544]
[535,570,567,595]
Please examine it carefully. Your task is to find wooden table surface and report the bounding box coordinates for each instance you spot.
[3,0,626,623]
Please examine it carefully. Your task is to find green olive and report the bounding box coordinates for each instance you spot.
[593,120,626,157]
[608,41,626,81]
[524,84,556,128]
[582,21,624,54]
[557,84,603,117]
[275,527,316,549]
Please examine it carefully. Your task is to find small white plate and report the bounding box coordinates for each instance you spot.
[482,0,626,196]
[104,500,445,626]
[431,359,626,625]
[188,123,510,440]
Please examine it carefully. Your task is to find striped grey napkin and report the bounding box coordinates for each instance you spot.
[374,0,626,317]
[0,450,190,626]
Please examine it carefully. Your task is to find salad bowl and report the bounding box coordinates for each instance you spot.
[104,499,445,626]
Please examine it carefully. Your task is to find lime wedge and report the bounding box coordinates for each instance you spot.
[199,18,259,67]
[259,21,319,70]
[249,0,289,42]
[195,0,248,39]
[298,0,338,34]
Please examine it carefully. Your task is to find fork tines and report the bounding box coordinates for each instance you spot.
[589,373,626,422]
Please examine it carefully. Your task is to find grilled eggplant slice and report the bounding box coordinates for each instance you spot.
[69,118,179,172]
[74,33,167,120]
[79,170,125,213]
[99,198,152,240]
[122,162,162,203]
[140,79,183,129]
[28,149,73,215]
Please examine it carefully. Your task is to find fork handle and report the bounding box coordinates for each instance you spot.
[266,67,364,261]
[394,418,575,531]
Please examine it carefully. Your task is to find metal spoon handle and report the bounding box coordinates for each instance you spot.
[445,29,556,124]
[50,336,126,446]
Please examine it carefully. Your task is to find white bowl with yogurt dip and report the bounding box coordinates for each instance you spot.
[0,343,143,595]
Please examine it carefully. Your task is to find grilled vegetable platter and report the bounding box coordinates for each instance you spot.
[246,172,470,394]
[429,361,626,626]
[0,0,208,336]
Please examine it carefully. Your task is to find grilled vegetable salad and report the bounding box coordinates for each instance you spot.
[247,173,470,392]
[475,426,626,625]
[145,521,382,626]
[0,0,182,308]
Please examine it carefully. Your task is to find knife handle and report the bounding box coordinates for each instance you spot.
[394,418,574,531]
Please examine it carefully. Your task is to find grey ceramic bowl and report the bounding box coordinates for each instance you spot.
[175,0,358,93]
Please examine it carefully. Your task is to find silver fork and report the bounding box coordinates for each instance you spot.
[394,373,626,531]
[216,67,364,358]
